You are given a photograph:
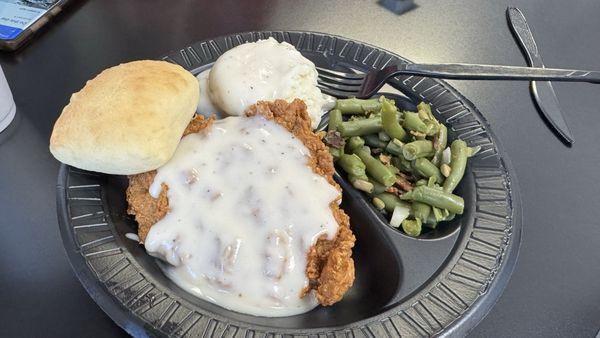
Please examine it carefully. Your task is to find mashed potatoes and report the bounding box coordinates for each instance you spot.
[202,37,334,128]
[195,69,220,116]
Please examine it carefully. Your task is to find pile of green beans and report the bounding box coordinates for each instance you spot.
[323,97,477,237]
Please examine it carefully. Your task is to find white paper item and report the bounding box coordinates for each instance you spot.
[0,65,15,132]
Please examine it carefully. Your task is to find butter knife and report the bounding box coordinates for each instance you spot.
[507,7,574,145]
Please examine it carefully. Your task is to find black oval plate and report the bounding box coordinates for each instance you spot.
[57,31,522,337]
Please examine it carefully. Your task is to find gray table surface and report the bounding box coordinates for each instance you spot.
[1,0,599,337]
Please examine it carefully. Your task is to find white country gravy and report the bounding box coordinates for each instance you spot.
[207,37,335,128]
[144,115,341,317]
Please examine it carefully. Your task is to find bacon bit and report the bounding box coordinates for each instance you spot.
[396,171,411,180]
[386,186,399,194]
[379,154,392,165]
[395,176,414,192]
[396,171,417,183]
[323,130,345,149]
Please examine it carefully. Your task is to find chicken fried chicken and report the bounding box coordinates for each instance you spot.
[126,99,355,306]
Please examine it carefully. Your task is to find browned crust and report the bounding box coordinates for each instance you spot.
[126,99,355,306]
[126,172,168,242]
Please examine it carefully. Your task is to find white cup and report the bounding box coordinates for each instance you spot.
[0,65,16,133]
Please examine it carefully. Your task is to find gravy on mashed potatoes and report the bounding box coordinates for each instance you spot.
[197,37,335,128]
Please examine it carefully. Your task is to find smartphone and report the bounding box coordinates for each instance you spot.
[0,0,71,51]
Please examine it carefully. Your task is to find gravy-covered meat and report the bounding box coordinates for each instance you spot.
[126,99,355,310]
[126,115,213,241]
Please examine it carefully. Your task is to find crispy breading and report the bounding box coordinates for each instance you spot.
[126,99,355,306]
[125,171,168,241]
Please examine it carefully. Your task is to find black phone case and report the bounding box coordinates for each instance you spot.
[0,0,72,51]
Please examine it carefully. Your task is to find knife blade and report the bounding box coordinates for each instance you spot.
[507,7,574,145]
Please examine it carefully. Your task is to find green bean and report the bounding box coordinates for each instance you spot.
[364,134,388,149]
[372,197,385,210]
[381,99,408,141]
[338,117,382,137]
[335,98,381,114]
[375,192,411,213]
[424,213,438,228]
[400,185,464,214]
[417,102,435,120]
[431,207,455,223]
[415,179,428,187]
[385,138,404,156]
[432,206,444,221]
[402,140,434,161]
[352,179,374,193]
[378,131,391,142]
[413,158,444,184]
[328,109,343,132]
[337,154,373,193]
[412,202,431,222]
[329,147,342,161]
[466,145,482,157]
[345,136,365,153]
[338,154,374,193]
[403,112,436,135]
[378,110,404,121]
[431,124,448,166]
[354,146,396,187]
[391,156,413,173]
[403,112,425,132]
[425,120,440,133]
[402,218,422,237]
[443,139,468,193]
[338,154,368,182]
[372,110,403,121]
[387,163,400,175]
[368,177,388,195]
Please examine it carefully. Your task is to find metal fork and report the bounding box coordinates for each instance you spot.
[316,63,600,98]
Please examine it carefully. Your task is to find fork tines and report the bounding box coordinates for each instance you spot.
[316,67,365,80]
[316,67,365,98]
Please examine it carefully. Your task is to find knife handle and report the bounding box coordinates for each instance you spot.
[399,63,600,83]
[507,7,543,67]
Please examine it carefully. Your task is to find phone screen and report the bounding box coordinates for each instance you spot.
[0,0,59,40]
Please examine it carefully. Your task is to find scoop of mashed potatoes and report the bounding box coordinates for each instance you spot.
[208,37,334,128]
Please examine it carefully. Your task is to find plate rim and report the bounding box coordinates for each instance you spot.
[56,30,522,337]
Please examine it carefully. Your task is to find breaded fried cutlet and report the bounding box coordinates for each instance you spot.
[126,99,355,306]
[126,115,214,242]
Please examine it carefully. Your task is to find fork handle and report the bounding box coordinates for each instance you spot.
[398,63,600,83]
